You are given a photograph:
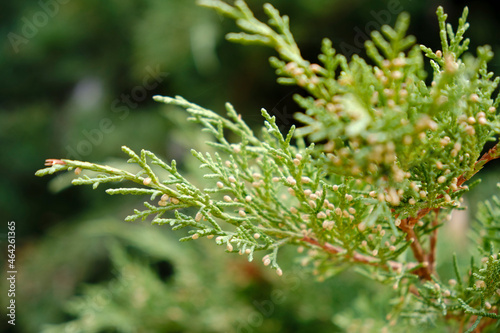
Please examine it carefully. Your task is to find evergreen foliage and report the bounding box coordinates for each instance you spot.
[37,0,500,330]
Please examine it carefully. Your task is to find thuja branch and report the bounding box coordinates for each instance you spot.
[35,0,500,284]
[37,1,500,330]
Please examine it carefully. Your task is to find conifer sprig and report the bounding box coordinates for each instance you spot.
[36,1,500,329]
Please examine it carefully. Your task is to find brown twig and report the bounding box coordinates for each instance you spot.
[301,235,402,272]
[398,216,433,280]
[397,142,499,281]
[428,208,440,275]
[456,142,499,186]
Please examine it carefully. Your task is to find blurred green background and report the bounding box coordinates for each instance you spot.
[1,0,499,332]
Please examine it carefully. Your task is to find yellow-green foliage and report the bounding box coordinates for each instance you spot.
[37,1,500,330]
